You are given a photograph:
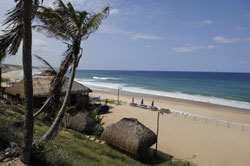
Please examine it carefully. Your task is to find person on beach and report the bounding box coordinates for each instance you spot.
[152,100,154,107]
[141,99,144,105]
[132,97,134,103]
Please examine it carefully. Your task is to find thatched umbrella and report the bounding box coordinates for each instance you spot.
[101,118,157,155]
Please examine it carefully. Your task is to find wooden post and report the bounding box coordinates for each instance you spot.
[117,88,120,103]
[117,87,122,104]
[156,111,160,156]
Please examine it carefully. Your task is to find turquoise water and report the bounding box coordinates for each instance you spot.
[74,70,250,109]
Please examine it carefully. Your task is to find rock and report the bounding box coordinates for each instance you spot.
[100,141,106,145]
[85,135,91,139]
[4,142,20,157]
[0,153,6,162]
[62,112,97,133]
[5,151,10,156]
[89,137,95,141]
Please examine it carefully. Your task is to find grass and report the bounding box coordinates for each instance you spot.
[0,99,194,166]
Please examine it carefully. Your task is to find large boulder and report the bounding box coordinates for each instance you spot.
[62,112,97,133]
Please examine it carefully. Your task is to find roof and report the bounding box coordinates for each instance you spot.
[5,73,92,98]
[101,118,157,154]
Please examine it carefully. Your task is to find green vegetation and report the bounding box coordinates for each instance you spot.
[102,99,122,105]
[0,99,194,166]
[91,109,105,137]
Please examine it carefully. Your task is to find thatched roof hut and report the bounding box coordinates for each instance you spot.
[4,71,92,109]
[101,118,157,155]
[5,72,91,98]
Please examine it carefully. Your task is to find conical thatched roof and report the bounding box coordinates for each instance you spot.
[101,118,157,155]
[5,72,92,98]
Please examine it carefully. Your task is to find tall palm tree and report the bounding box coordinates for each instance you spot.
[34,0,109,142]
[22,0,34,163]
[0,0,42,164]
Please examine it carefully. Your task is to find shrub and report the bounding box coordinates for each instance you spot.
[91,109,105,137]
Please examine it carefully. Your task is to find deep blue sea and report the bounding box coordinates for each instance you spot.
[74,70,250,110]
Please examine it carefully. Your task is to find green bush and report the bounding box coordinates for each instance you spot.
[31,143,49,166]
[91,109,105,137]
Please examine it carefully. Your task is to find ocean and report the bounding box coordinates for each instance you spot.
[74,70,250,110]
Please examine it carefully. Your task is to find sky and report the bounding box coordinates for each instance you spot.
[0,0,250,72]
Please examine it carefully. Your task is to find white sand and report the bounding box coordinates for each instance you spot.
[1,70,22,87]
[92,90,250,166]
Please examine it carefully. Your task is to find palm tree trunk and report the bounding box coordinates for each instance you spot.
[40,58,77,143]
[21,0,34,164]
[33,96,51,118]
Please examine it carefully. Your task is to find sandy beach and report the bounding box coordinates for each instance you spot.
[91,89,250,166]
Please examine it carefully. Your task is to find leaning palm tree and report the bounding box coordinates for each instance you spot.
[34,0,109,142]
[0,0,42,164]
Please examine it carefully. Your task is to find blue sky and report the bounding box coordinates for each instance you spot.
[0,0,250,72]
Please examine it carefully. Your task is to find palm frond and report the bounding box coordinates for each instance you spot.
[0,0,43,61]
[34,54,57,74]
[0,50,7,62]
[0,24,23,56]
[33,25,69,41]
[3,0,23,27]
[81,6,109,39]
[35,5,78,40]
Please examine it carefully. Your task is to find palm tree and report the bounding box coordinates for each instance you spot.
[22,0,34,163]
[0,0,42,164]
[34,0,109,142]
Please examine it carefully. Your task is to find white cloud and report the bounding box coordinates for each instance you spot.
[110,9,119,15]
[199,20,212,26]
[173,44,215,53]
[235,26,249,31]
[213,36,241,44]
[131,34,164,40]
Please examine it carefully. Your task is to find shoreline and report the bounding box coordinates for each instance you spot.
[92,87,250,113]
[91,88,250,124]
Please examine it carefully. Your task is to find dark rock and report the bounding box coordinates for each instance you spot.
[0,152,6,162]
[62,112,97,133]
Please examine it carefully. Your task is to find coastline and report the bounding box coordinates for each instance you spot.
[91,88,250,124]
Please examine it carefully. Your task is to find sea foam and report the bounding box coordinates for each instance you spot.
[75,78,250,110]
[93,76,121,80]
